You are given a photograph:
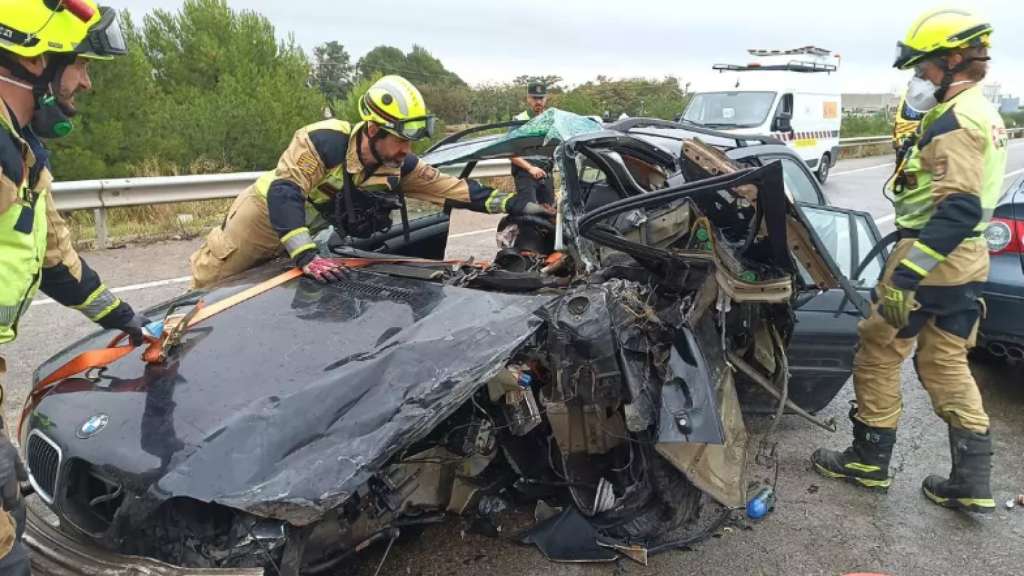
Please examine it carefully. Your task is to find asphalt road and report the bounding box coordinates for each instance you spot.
[4,147,1024,576]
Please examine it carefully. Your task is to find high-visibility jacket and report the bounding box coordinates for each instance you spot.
[888,85,1008,290]
[0,99,133,346]
[252,119,519,263]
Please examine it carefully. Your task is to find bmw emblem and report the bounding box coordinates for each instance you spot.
[78,414,109,439]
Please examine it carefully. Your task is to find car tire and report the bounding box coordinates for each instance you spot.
[816,153,831,184]
[591,445,703,540]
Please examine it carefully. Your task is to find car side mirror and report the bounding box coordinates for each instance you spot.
[774,113,793,132]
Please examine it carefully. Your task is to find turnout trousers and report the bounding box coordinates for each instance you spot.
[852,237,989,433]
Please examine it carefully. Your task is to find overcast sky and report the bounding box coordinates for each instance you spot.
[105,0,1024,97]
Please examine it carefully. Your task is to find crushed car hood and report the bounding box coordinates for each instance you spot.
[28,261,552,526]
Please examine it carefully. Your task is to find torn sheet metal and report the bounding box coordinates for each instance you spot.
[24,505,262,576]
[656,365,751,510]
[656,316,728,446]
[517,507,618,563]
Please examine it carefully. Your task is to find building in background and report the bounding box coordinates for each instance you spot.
[841,93,900,116]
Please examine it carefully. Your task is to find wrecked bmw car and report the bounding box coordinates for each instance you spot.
[19,110,888,575]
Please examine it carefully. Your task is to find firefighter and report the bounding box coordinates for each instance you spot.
[811,5,1005,514]
[1,2,148,573]
[188,75,551,289]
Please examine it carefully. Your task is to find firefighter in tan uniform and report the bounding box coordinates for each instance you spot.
[812,6,1004,514]
[189,75,550,288]
[0,3,148,573]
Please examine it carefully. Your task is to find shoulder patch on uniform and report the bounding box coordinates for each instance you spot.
[932,156,948,181]
[296,152,319,175]
[415,162,440,182]
[992,125,1008,149]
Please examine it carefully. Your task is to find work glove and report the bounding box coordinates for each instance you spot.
[100,311,154,346]
[296,253,347,284]
[124,312,155,346]
[0,434,28,512]
[879,282,917,330]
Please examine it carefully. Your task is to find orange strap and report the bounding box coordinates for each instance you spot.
[28,257,484,395]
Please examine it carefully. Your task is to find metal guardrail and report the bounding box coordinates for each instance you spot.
[52,130,1023,247]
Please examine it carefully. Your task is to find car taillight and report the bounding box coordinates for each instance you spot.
[985,218,1024,255]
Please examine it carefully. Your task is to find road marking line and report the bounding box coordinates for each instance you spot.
[31,276,191,307]
[449,229,493,239]
[832,163,893,177]
[1004,167,1024,180]
[874,167,1024,225]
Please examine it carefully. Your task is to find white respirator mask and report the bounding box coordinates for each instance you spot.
[905,76,974,114]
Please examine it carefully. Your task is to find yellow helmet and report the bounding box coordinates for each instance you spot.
[893,4,992,70]
[0,0,128,61]
[359,75,436,141]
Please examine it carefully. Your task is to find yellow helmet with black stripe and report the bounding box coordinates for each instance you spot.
[894,4,992,70]
[0,0,127,60]
[359,75,436,141]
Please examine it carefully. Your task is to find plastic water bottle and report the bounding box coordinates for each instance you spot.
[747,486,775,519]
[519,373,532,389]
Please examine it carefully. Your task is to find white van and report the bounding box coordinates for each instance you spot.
[680,47,843,184]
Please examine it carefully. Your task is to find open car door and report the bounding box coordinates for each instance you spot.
[738,205,888,415]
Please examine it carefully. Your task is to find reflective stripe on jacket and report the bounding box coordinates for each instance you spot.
[888,85,1009,290]
[252,119,518,262]
[1,99,131,345]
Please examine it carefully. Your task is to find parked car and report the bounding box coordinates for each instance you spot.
[977,172,1024,362]
[19,112,885,575]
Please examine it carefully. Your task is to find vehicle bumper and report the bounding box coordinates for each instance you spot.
[25,505,264,576]
[979,254,1024,346]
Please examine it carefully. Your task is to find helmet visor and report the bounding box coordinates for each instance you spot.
[77,7,128,58]
[893,41,923,70]
[385,115,436,141]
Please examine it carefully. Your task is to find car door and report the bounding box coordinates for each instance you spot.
[769,155,829,206]
[728,151,828,206]
[736,204,888,416]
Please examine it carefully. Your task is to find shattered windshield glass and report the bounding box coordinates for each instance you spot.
[682,91,777,129]
[422,108,605,166]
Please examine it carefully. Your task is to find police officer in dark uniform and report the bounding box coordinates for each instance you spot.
[509,81,555,207]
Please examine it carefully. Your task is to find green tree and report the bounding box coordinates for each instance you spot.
[419,82,473,124]
[48,11,167,180]
[312,41,356,101]
[513,74,564,91]
[356,46,408,82]
[50,0,324,179]
[356,44,465,86]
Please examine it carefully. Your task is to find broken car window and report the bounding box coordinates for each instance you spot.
[797,207,882,288]
[777,158,821,205]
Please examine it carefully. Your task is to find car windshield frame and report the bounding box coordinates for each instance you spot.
[682,91,779,129]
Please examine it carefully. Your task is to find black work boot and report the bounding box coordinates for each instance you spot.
[810,405,896,491]
[922,427,996,513]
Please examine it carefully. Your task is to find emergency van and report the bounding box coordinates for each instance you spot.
[680,47,843,183]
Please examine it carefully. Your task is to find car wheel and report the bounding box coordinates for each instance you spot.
[816,153,831,184]
[591,445,703,540]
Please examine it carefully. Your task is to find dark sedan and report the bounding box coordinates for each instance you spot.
[979,173,1024,361]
